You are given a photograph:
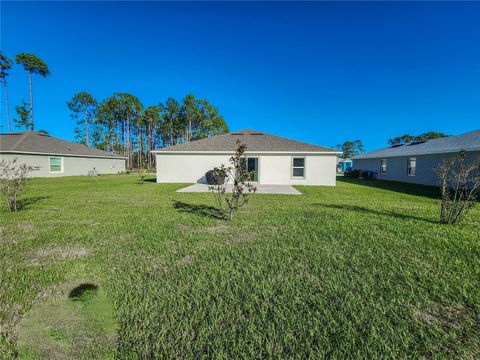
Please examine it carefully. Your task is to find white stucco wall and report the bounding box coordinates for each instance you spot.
[155,152,337,186]
[0,153,126,177]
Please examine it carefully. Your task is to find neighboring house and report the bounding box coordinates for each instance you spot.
[337,158,353,172]
[352,130,480,186]
[0,131,126,177]
[152,129,339,185]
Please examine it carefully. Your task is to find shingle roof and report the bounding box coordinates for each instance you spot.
[153,129,337,153]
[0,131,125,158]
[353,130,480,160]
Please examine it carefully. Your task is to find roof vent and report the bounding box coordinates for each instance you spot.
[250,132,263,135]
[231,133,244,135]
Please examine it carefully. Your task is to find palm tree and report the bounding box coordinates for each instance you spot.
[0,53,13,132]
[15,53,50,129]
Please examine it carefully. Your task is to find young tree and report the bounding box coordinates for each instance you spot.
[335,140,364,159]
[67,92,97,147]
[13,100,31,130]
[0,53,13,132]
[15,53,50,129]
[209,140,257,220]
[0,158,35,212]
[434,151,480,225]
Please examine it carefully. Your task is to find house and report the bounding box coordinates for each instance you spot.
[152,129,339,185]
[352,130,480,186]
[337,158,353,172]
[0,131,126,177]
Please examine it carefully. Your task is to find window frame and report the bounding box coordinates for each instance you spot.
[407,157,416,177]
[291,157,306,179]
[49,156,64,173]
[380,159,387,174]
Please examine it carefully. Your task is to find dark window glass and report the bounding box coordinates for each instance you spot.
[293,168,304,177]
[293,158,305,167]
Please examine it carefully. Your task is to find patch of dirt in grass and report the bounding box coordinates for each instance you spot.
[28,245,90,266]
[201,223,230,235]
[144,256,169,277]
[17,221,35,231]
[176,255,194,267]
[412,302,480,330]
[223,230,259,246]
[16,280,116,359]
[1,221,37,244]
[176,223,192,232]
[77,220,101,226]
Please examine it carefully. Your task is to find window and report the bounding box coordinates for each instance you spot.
[380,159,387,174]
[49,157,63,173]
[407,157,416,176]
[292,157,305,178]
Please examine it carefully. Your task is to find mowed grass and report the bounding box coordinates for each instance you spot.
[1,174,479,358]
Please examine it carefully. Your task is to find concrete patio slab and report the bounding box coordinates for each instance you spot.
[177,183,302,195]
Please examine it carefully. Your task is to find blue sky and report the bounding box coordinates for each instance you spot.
[2,1,479,151]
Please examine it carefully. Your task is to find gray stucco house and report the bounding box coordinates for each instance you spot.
[352,130,480,186]
[0,131,126,177]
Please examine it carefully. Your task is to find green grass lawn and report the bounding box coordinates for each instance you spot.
[1,175,479,358]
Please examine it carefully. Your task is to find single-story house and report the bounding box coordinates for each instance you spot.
[152,129,339,185]
[337,158,353,172]
[352,130,480,186]
[0,130,126,177]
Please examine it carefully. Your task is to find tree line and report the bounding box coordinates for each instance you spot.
[387,131,449,146]
[1,51,229,169]
[67,92,229,169]
[0,52,50,132]
[336,131,449,158]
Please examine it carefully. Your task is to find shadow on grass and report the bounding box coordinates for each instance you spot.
[69,283,98,301]
[143,177,157,183]
[337,177,441,199]
[319,204,437,224]
[173,200,225,220]
[17,196,50,210]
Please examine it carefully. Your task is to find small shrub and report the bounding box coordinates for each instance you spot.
[434,151,480,225]
[0,159,35,212]
[209,140,257,220]
[137,171,146,184]
[344,169,360,178]
[205,169,226,185]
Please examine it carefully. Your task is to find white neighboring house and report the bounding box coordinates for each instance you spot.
[152,129,339,186]
[0,131,126,177]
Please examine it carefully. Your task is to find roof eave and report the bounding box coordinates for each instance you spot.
[0,150,127,159]
[353,147,480,160]
[152,150,340,155]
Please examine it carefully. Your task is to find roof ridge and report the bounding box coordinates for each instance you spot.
[10,131,31,151]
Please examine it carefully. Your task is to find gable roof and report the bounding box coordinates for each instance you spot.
[353,130,480,160]
[153,129,337,153]
[0,131,125,159]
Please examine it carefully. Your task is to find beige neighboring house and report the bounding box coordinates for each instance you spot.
[0,131,126,177]
[152,129,339,186]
